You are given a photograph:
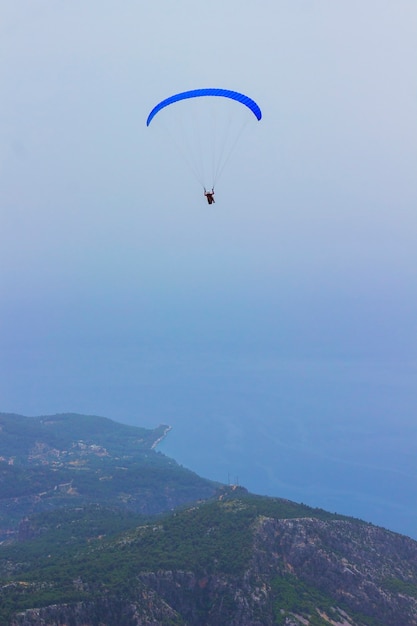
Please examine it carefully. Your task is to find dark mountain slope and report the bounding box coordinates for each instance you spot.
[1,413,417,625]
[0,412,218,540]
[0,412,172,459]
[2,493,417,625]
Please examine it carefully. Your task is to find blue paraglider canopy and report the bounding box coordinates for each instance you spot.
[146,88,262,127]
[146,88,262,191]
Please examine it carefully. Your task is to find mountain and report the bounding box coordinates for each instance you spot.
[0,412,218,542]
[1,413,417,625]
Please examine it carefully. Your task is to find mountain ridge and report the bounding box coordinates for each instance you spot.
[0,412,218,542]
[1,412,416,625]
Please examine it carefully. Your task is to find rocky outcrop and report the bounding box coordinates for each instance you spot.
[252,517,417,626]
[11,515,416,626]
[2,414,417,625]
[10,592,183,626]
[130,520,417,625]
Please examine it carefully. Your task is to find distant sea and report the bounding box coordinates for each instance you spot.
[153,351,417,540]
[3,343,416,540]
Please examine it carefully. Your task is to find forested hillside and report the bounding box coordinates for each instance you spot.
[1,413,417,625]
[0,412,218,541]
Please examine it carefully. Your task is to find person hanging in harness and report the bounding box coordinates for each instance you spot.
[204,188,215,205]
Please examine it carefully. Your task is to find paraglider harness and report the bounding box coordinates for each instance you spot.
[204,188,215,205]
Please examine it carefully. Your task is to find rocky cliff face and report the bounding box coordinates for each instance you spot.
[133,517,417,625]
[8,513,417,626]
[10,594,183,626]
[252,516,417,625]
[2,415,416,625]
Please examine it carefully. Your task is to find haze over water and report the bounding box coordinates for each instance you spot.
[1,2,416,539]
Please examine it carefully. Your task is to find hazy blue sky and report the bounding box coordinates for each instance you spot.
[1,2,416,538]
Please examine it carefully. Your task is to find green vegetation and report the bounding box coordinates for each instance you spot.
[0,505,146,571]
[272,574,338,625]
[0,413,165,460]
[271,574,388,626]
[382,576,417,598]
[0,492,355,623]
[0,413,218,538]
[1,414,416,626]
[220,491,353,523]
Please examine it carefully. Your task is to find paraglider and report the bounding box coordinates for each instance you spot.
[204,188,215,205]
[146,88,261,203]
